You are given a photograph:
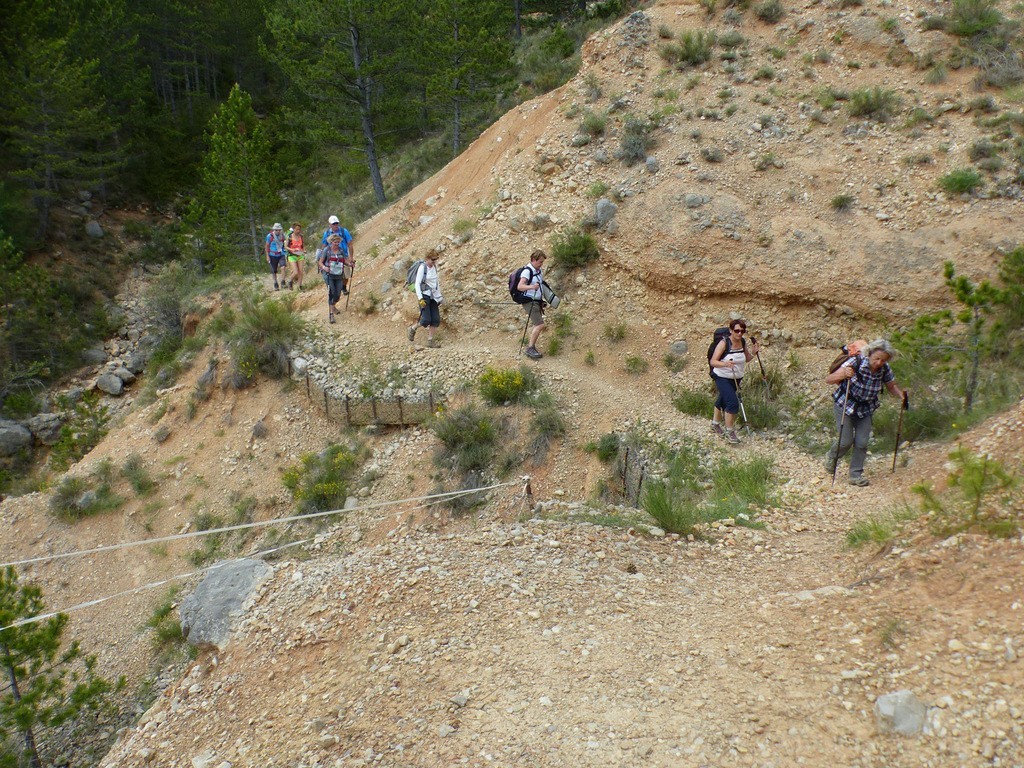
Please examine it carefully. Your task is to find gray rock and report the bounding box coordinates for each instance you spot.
[571,134,590,147]
[292,357,309,376]
[592,149,611,165]
[95,373,124,396]
[112,367,136,384]
[0,420,33,456]
[875,690,927,735]
[179,559,273,651]
[125,352,147,375]
[595,199,618,228]
[81,345,108,366]
[684,193,710,209]
[645,156,660,174]
[63,387,85,405]
[26,413,63,446]
[85,220,104,239]
[76,490,97,511]
[78,190,93,202]
[669,340,689,357]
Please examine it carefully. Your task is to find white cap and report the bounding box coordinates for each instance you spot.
[328,215,340,225]
[273,222,282,230]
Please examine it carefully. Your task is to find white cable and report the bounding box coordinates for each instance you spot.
[0,536,313,632]
[1,480,520,569]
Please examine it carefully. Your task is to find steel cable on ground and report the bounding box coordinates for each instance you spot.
[0,479,529,632]
[0,480,523,569]
[0,536,314,632]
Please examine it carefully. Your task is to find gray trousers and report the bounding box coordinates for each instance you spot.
[827,404,873,478]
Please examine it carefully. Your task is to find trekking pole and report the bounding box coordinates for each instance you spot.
[831,378,852,487]
[344,262,355,311]
[517,311,531,357]
[750,336,771,399]
[891,391,909,472]
[735,377,750,433]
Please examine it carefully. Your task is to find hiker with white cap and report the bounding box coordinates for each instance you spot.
[265,223,287,291]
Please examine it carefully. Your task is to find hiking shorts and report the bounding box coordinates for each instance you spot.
[269,254,285,273]
[418,298,440,328]
[523,300,544,327]
[714,376,740,415]
[287,253,300,263]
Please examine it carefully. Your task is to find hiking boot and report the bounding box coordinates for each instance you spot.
[725,430,740,444]
[328,312,335,324]
[849,475,870,487]
[823,451,838,473]
[524,346,543,360]
[407,325,417,342]
[274,281,280,290]
[288,279,294,289]
[711,422,725,436]
[427,339,440,348]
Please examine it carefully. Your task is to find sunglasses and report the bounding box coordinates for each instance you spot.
[732,326,746,333]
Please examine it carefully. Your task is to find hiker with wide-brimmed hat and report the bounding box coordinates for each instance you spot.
[824,338,907,487]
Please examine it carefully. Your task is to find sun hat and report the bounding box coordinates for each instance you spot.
[273,223,282,230]
[328,215,340,224]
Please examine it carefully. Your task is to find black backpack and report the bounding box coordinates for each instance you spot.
[707,327,746,379]
[508,265,535,304]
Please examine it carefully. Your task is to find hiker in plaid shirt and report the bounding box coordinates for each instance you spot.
[824,339,907,486]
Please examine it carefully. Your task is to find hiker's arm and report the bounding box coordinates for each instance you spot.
[886,380,905,399]
[415,264,426,301]
[744,339,759,360]
[825,363,856,385]
[517,275,533,292]
[347,239,355,264]
[710,340,731,369]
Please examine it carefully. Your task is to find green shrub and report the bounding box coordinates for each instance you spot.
[678,30,716,67]
[700,146,724,163]
[49,392,111,472]
[848,87,901,121]
[672,386,714,418]
[281,442,367,515]
[939,168,983,193]
[947,0,1003,38]
[581,110,607,136]
[530,395,567,459]
[846,504,918,548]
[625,355,649,375]
[479,366,539,405]
[49,473,122,522]
[145,587,187,656]
[831,193,855,211]
[718,30,745,49]
[619,117,653,166]
[227,290,306,387]
[968,139,999,160]
[121,454,156,496]
[587,181,611,198]
[603,322,627,342]
[551,226,600,268]
[754,0,783,23]
[596,432,620,462]
[913,446,1019,537]
[432,405,501,475]
[663,353,687,372]
[584,350,596,366]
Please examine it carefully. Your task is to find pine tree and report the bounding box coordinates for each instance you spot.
[423,0,513,155]
[187,84,278,268]
[0,11,119,236]
[0,567,118,768]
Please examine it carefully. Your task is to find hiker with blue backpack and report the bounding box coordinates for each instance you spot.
[824,338,907,487]
[709,319,759,444]
[406,250,443,348]
[265,223,287,290]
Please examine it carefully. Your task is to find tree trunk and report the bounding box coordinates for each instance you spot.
[349,19,386,204]
[965,307,981,413]
[513,0,522,38]
[3,646,42,768]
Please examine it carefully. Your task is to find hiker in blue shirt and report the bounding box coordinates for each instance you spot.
[265,223,287,290]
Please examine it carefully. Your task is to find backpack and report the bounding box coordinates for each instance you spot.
[827,339,868,376]
[405,259,428,294]
[508,265,535,304]
[707,327,745,379]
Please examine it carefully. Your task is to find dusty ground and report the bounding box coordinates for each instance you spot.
[3,2,1024,766]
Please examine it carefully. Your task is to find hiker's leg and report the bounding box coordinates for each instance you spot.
[833,404,857,459]
[528,303,545,348]
[715,378,739,429]
[427,300,440,337]
[849,413,873,478]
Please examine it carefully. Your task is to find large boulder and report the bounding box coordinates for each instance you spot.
[875,690,927,735]
[595,199,618,228]
[179,559,273,651]
[26,413,63,446]
[85,220,104,239]
[81,345,107,366]
[95,373,124,396]
[0,420,33,456]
